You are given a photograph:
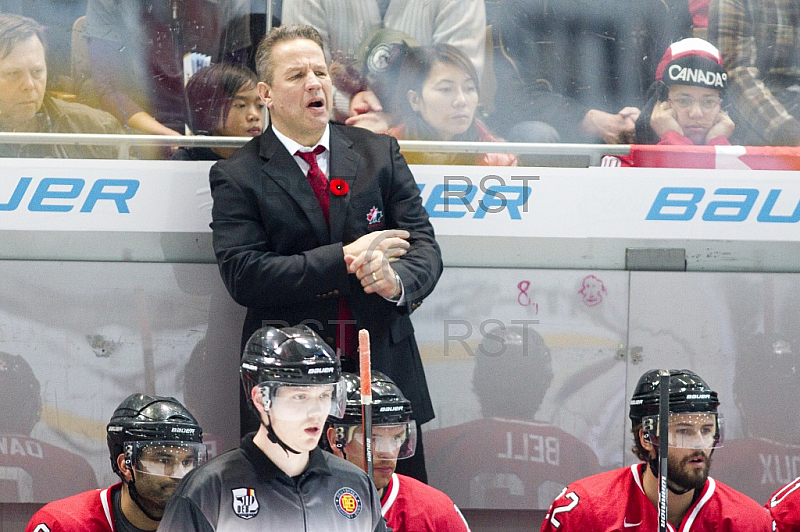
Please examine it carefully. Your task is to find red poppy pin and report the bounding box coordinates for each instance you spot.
[330,179,349,196]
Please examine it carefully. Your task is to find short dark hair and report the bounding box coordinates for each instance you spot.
[186,62,258,135]
[254,24,324,84]
[0,13,46,60]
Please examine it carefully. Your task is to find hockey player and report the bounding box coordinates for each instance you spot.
[26,393,206,532]
[767,476,800,532]
[424,326,602,509]
[0,350,97,502]
[541,369,772,531]
[325,371,470,531]
[158,325,387,531]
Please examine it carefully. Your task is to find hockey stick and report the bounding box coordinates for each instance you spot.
[358,329,374,480]
[658,369,670,532]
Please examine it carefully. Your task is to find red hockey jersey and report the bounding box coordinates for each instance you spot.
[0,433,97,503]
[540,463,772,531]
[381,473,470,532]
[713,437,800,504]
[425,418,602,509]
[767,477,800,532]
[25,484,118,532]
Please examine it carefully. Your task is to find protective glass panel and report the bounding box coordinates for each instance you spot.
[337,422,417,459]
[262,378,346,420]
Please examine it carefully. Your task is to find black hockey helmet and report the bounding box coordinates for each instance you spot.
[337,370,414,425]
[0,351,41,435]
[328,371,417,459]
[241,325,341,391]
[107,393,203,476]
[241,325,345,417]
[629,369,720,427]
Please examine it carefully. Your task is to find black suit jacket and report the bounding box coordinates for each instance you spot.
[210,123,442,423]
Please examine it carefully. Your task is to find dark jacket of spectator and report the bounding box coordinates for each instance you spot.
[0,93,125,159]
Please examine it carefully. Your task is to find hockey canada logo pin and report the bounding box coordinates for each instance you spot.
[334,487,363,519]
[366,206,383,228]
[232,487,259,519]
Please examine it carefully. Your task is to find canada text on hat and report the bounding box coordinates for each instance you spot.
[655,38,727,90]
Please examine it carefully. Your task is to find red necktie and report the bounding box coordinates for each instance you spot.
[295,145,329,222]
[295,145,357,359]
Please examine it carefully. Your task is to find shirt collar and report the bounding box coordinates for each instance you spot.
[272,124,330,155]
[240,432,332,482]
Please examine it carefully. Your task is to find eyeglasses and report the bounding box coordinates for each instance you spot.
[668,97,722,111]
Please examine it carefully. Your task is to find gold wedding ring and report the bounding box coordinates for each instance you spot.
[372,271,379,283]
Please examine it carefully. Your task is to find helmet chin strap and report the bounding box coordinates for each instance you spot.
[126,473,163,522]
[265,411,300,456]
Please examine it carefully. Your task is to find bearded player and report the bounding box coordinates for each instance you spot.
[541,369,771,531]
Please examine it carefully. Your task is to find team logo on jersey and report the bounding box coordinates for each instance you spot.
[334,487,362,519]
[232,487,259,519]
[366,206,383,228]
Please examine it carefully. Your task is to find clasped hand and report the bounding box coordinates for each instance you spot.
[343,230,410,299]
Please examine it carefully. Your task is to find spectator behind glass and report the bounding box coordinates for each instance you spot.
[387,44,517,166]
[0,13,125,159]
[636,38,734,146]
[709,0,800,146]
[0,350,97,502]
[601,38,734,168]
[281,0,486,131]
[82,0,251,137]
[492,0,692,144]
[172,62,264,161]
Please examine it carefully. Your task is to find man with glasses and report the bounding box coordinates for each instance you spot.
[26,393,206,532]
[158,325,388,531]
[540,369,771,531]
[325,371,470,531]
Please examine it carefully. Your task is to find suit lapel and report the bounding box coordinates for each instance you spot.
[259,127,329,244]
[328,126,361,244]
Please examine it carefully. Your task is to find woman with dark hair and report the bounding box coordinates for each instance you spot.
[387,43,516,166]
[173,62,264,160]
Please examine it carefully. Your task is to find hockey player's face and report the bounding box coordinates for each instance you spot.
[343,425,407,491]
[269,385,333,452]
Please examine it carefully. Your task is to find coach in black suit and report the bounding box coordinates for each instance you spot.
[209,25,442,481]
